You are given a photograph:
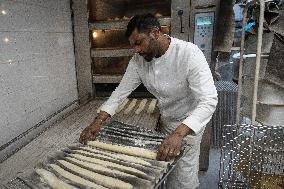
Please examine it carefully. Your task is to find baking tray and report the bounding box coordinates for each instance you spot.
[5,121,190,189]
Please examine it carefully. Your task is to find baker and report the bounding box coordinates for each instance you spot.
[80,13,218,189]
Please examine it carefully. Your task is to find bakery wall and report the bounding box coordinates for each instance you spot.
[0,0,78,161]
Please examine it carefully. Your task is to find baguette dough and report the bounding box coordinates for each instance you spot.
[124,99,137,114]
[36,168,77,189]
[72,149,145,171]
[147,99,157,114]
[135,99,148,114]
[73,149,152,168]
[57,160,133,189]
[69,153,146,175]
[66,157,134,177]
[116,98,129,113]
[87,140,157,160]
[49,164,107,189]
[81,146,151,166]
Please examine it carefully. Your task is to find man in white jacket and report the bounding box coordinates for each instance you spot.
[80,14,218,189]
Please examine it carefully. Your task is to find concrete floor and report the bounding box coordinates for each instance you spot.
[199,148,221,189]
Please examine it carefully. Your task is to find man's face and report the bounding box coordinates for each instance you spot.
[128,28,160,62]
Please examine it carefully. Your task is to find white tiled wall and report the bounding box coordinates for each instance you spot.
[0,0,78,146]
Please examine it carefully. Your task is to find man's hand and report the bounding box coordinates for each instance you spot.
[79,111,110,144]
[157,133,183,161]
[157,124,194,161]
[79,121,102,144]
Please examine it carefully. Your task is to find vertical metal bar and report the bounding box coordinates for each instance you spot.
[228,124,235,183]
[248,125,257,186]
[251,0,265,124]
[220,92,224,148]
[219,125,225,188]
[217,92,221,147]
[218,92,222,147]
[248,2,265,184]
[236,4,249,124]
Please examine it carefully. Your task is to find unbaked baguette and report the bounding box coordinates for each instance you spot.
[79,146,169,168]
[116,98,129,113]
[69,153,146,175]
[49,164,107,189]
[124,99,137,114]
[135,99,148,114]
[57,160,133,189]
[65,156,154,189]
[66,157,133,177]
[87,140,157,160]
[80,146,151,166]
[147,99,157,114]
[72,149,146,169]
[36,168,77,189]
[73,149,153,169]
[71,149,164,181]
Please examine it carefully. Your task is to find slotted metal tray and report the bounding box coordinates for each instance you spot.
[5,121,189,189]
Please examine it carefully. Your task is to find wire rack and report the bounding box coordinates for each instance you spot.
[219,124,284,189]
[212,81,238,148]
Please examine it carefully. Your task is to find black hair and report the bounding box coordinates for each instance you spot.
[125,13,161,38]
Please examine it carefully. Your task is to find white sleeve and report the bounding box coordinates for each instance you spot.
[100,58,142,116]
[182,45,218,135]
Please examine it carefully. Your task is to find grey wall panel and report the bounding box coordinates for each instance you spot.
[0,0,71,32]
[0,0,78,155]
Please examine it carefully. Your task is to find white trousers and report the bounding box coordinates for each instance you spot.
[160,120,203,189]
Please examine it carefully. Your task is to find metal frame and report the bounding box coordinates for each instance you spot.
[236,0,266,125]
[235,1,266,188]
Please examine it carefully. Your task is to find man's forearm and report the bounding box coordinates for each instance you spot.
[172,124,194,138]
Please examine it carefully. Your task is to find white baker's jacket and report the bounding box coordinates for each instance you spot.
[101,37,218,135]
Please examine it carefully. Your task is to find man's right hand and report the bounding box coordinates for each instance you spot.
[79,121,102,145]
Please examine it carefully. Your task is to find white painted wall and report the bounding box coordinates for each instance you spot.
[0,0,78,153]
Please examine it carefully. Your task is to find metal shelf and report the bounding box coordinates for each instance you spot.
[91,48,134,58]
[93,75,123,83]
[89,17,171,30]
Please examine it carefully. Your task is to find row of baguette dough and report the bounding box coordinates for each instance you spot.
[80,146,151,166]
[88,140,157,160]
[37,153,138,189]
[97,99,157,114]
[37,140,164,189]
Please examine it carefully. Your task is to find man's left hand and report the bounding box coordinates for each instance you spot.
[157,133,183,161]
[157,124,194,161]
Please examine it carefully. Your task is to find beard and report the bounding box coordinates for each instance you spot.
[140,38,160,62]
[141,52,155,62]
